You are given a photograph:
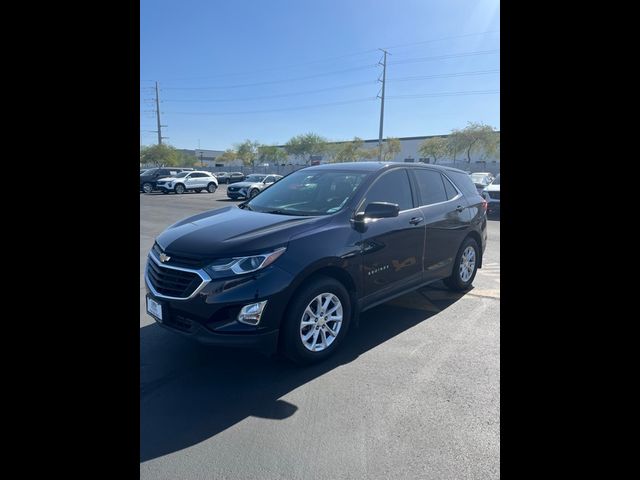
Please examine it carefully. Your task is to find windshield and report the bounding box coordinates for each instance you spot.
[245,174,266,182]
[142,168,158,176]
[246,170,369,216]
[492,174,500,185]
[470,173,491,184]
[174,171,190,178]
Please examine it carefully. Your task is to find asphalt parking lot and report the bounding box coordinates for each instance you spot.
[140,185,500,480]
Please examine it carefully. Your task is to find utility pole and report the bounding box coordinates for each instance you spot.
[155,81,163,145]
[377,49,390,162]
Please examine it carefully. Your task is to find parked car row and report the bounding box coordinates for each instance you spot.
[482,173,500,214]
[140,168,217,194]
[215,172,246,184]
[468,172,495,193]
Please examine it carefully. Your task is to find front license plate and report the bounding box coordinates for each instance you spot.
[147,297,163,321]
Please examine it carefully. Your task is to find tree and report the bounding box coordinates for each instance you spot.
[236,139,260,167]
[217,149,237,165]
[445,134,464,163]
[379,137,401,161]
[419,137,448,164]
[177,150,197,167]
[449,122,498,163]
[332,137,364,163]
[284,133,328,165]
[140,144,181,167]
[258,145,288,165]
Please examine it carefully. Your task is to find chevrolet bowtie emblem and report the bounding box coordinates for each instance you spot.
[159,253,171,263]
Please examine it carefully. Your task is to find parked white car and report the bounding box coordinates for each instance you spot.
[155,170,218,194]
[482,174,500,213]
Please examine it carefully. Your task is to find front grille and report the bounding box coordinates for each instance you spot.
[488,191,500,200]
[147,259,203,298]
[228,186,239,192]
[152,243,203,268]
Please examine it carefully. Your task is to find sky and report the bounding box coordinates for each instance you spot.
[140,0,500,150]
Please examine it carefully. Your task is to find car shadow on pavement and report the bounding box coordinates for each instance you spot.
[140,283,466,463]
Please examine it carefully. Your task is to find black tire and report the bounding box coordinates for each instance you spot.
[175,183,185,194]
[249,188,259,198]
[444,237,480,291]
[194,189,202,193]
[207,183,218,193]
[142,182,153,194]
[280,275,351,365]
[161,190,169,195]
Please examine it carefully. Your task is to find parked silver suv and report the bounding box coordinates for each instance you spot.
[227,174,283,199]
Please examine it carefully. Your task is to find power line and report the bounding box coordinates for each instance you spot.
[144,30,498,83]
[163,81,376,103]
[158,70,498,104]
[389,69,499,82]
[164,90,499,116]
[387,90,500,99]
[163,64,377,90]
[389,49,500,65]
[166,97,377,115]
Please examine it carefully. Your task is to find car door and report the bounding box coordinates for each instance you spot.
[263,175,275,190]
[193,173,206,189]
[409,168,473,283]
[358,168,424,305]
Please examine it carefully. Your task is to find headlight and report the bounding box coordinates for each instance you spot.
[204,247,286,276]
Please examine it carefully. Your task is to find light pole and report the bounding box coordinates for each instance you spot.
[200,152,204,168]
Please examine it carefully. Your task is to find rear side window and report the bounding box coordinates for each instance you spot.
[447,171,480,197]
[413,169,447,206]
[364,169,413,211]
[442,174,459,200]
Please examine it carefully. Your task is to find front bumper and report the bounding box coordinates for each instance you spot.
[155,184,174,192]
[144,259,295,354]
[227,191,246,199]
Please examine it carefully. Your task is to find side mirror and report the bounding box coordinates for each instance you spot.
[363,202,400,219]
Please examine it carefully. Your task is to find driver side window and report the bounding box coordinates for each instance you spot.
[363,169,413,211]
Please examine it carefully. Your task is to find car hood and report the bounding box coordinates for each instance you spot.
[156,206,332,259]
[228,181,258,188]
[156,176,177,182]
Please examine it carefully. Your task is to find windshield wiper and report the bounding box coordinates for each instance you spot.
[238,203,252,210]
[262,209,288,215]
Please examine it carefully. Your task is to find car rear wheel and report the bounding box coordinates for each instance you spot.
[142,183,153,194]
[281,275,351,364]
[207,183,217,193]
[444,237,479,291]
[175,184,185,194]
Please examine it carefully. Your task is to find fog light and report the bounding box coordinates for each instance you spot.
[237,300,268,325]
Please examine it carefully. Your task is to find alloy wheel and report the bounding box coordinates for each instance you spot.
[299,293,343,352]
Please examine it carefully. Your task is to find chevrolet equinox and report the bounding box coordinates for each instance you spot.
[145,162,487,364]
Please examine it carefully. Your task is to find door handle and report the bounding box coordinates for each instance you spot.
[409,217,423,225]
[455,205,465,213]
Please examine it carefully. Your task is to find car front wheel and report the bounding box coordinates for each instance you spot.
[249,188,259,198]
[444,237,479,291]
[175,184,185,194]
[281,275,351,364]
